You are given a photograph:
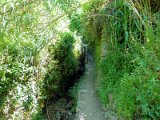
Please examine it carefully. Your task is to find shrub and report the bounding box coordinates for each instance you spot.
[44,32,79,96]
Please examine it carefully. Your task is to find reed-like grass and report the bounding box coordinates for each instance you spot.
[73,0,160,119]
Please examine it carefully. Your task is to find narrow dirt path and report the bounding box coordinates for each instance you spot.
[75,56,106,120]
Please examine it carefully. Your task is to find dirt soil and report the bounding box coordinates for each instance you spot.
[75,56,106,120]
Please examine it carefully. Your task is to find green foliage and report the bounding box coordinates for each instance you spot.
[56,32,78,76]
[73,0,160,119]
[68,81,80,113]
[31,112,45,120]
[0,0,159,119]
[97,49,125,103]
[0,0,80,119]
[69,13,82,32]
[44,32,79,96]
[69,0,106,48]
[56,0,78,12]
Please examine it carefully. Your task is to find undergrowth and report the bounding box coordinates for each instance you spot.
[44,32,79,96]
[70,0,160,119]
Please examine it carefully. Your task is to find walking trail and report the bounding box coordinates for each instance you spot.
[75,56,106,120]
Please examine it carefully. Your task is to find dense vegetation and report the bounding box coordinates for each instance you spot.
[0,0,160,119]
[44,32,79,95]
[0,0,83,119]
[70,0,160,119]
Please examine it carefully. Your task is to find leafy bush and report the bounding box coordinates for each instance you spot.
[44,32,79,96]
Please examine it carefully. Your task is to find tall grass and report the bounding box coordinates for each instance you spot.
[73,0,160,119]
